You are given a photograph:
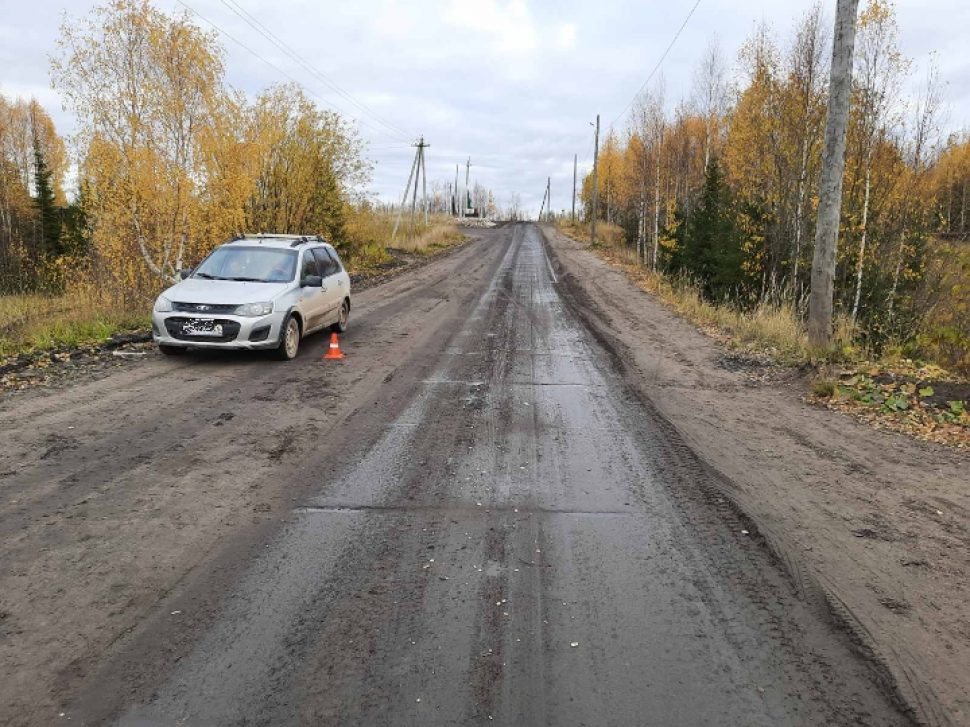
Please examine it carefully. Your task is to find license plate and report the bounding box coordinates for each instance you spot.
[182,320,222,336]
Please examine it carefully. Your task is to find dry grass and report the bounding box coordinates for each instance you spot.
[555,220,858,365]
[0,289,148,360]
[2,209,467,359]
[556,219,626,248]
[553,221,969,446]
[341,208,395,270]
[393,219,464,253]
[343,209,463,265]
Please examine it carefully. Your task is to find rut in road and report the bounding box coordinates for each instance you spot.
[112,224,905,726]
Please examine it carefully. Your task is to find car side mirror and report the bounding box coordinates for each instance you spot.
[301,274,323,287]
[179,268,193,280]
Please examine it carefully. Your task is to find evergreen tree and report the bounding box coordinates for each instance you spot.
[682,158,748,301]
[32,134,62,259]
[61,182,92,258]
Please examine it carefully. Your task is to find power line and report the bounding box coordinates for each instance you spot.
[219,0,413,141]
[609,0,702,130]
[172,0,412,144]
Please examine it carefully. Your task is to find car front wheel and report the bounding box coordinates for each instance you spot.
[275,315,301,360]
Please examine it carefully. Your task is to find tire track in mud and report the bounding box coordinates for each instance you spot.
[3,230,512,725]
[62,225,911,726]
[540,224,936,726]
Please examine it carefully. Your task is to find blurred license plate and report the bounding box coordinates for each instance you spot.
[183,320,222,336]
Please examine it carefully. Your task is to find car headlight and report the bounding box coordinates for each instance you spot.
[234,301,274,317]
[154,295,172,313]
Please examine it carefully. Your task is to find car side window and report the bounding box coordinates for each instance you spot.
[301,251,319,280]
[313,247,340,277]
[328,249,345,273]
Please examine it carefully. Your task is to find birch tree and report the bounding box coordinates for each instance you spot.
[692,38,728,169]
[52,0,246,291]
[848,0,905,320]
[782,4,828,293]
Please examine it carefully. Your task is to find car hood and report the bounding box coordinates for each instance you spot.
[162,278,292,305]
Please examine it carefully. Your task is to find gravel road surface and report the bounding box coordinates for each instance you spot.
[2,224,907,725]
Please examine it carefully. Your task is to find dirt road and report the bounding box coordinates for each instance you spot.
[2,224,908,725]
[543,223,970,727]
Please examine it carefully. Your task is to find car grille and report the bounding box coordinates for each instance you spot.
[172,301,238,315]
[164,317,241,342]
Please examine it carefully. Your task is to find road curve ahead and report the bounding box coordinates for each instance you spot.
[95,224,902,725]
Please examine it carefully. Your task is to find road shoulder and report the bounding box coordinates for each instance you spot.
[541,224,970,727]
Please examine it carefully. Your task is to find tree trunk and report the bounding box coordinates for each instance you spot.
[851,163,871,320]
[808,0,860,346]
[887,229,904,320]
[637,181,645,264]
[652,148,661,271]
[962,182,966,234]
[792,135,810,294]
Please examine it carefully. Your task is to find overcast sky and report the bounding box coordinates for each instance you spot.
[2,0,968,215]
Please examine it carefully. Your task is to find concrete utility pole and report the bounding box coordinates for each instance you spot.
[465,157,471,217]
[572,153,577,222]
[454,164,459,217]
[808,0,860,347]
[591,114,600,244]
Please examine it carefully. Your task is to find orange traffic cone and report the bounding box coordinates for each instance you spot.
[323,332,345,360]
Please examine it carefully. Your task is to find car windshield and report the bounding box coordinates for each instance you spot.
[193,246,297,283]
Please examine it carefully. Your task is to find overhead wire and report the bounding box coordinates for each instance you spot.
[172,0,414,145]
[608,0,702,131]
[219,0,414,142]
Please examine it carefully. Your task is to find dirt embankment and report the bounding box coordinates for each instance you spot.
[541,224,970,727]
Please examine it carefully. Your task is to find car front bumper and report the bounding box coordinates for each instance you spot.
[151,310,286,350]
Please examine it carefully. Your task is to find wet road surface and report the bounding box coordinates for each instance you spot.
[85,225,903,725]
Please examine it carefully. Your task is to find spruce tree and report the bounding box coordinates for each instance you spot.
[32,136,62,259]
[683,158,748,301]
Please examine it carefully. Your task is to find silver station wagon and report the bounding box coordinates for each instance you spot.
[152,234,351,360]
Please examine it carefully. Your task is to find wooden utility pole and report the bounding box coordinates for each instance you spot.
[546,177,551,221]
[591,114,600,244]
[808,0,860,346]
[416,137,430,226]
[572,153,577,222]
[392,143,421,239]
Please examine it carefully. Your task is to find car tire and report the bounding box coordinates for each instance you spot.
[331,299,350,333]
[275,314,301,361]
[159,344,186,356]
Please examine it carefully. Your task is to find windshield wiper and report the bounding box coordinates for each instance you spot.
[223,276,266,282]
[194,272,226,280]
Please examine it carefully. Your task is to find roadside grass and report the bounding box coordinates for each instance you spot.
[345,209,464,264]
[0,290,149,361]
[393,219,465,254]
[553,220,969,446]
[342,208,395,270]
[2,211,467,362]
[556,219,626,249]
[561,221,857,365]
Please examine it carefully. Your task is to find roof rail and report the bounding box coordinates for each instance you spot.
[224,233,326,246]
